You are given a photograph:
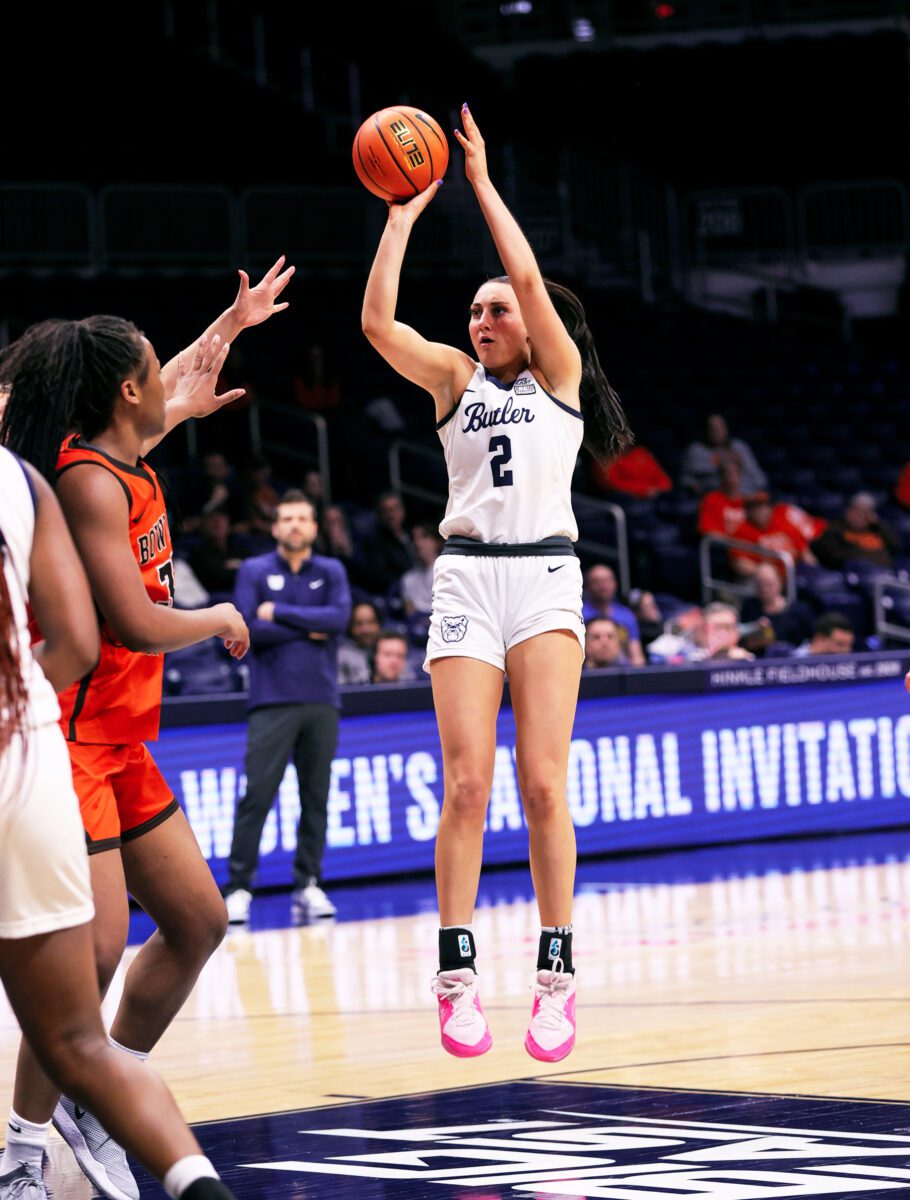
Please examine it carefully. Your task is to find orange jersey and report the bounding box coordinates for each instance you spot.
[699,490,746,537]
[56,434,173,744]
[895,462,910,509]
[730,504,827,575]
[593,447,672,498]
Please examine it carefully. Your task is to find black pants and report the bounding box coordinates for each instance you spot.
[227,703,339,891]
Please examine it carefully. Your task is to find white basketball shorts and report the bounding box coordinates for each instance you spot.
[424,552,585,673]
[0,722,95,939]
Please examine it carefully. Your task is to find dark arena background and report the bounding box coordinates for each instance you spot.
[2,2,910,1198]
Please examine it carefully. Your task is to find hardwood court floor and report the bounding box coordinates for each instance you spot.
[2,831,907,1151]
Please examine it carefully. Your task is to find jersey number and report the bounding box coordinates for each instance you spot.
[489,436,513,488]
[157,559,175,607]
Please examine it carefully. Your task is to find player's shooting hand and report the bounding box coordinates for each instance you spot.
[231,255,295,329]
[386,179,443,228]
[172,334,244,420]
[454,103,489,187]
[257,601,275,622]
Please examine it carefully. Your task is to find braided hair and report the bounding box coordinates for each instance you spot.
[489,276,633,463]
[0,316,148,483]
[0,527,27,763]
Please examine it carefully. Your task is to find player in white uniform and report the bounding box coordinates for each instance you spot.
[363,105,632,1061]
[0,447,239,1200]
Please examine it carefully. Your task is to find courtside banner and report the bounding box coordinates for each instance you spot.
[156,679,910,886]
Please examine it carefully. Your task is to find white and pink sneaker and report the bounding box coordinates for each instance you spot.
[431,968,493,1057]
[525,967,576,1062]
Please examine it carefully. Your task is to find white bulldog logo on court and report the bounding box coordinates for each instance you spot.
[441,615,468,643]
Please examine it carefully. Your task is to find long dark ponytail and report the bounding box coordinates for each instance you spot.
[490,275,633,463]
[0,316,148,483]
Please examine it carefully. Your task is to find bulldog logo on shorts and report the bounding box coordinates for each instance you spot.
[441,615,469,643]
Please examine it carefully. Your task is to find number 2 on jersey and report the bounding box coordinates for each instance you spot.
[489,435,513,488]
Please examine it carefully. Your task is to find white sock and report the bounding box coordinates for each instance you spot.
[163,1154,219,1198]
[109,1035,149,1064]
[0,1108,50,1172]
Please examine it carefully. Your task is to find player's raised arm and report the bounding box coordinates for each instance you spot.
[57,465,250,659]
[160,255,294,393]
[362,188,475,421]
[155,255,295,438]
[455,104,581,404]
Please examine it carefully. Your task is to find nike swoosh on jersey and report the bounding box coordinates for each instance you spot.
[309,579,325,588]
[547,565,566,573]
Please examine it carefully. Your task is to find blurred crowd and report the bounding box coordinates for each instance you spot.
[161,405,910,693]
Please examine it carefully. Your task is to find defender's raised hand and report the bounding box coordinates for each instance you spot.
[231,255,295,329]
[171,334,244,421]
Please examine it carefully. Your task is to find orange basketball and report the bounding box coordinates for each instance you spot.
[352,106,449,201]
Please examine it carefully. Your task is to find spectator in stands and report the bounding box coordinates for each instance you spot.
[302,470,327,526]
[188,509,246,596]
[582,563,645,665]
[371,630,414,683]
[794,612,856,657]
[698,602,754,661]
[646,609,705,664]
[338,600,382,684]
[698,456,746,538]
[628,591,705,663]
[740,562,816,650]
[292,344,340,412]
[319,505,356,573]
[591,445,671,499]
[357,491,415,595]
[681,413,767,496]
[193,450,244,525]
[211,343,255,422]
[630,590,664,651]
[811,492,898,570]
[584,617,629,669]
[895,463,910,510]
[244,454,280,537]
[401,523,442,617]
[730,493,823,577]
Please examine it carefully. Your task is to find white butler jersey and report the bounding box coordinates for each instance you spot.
[437,364,584,544]
[0,447,60,730]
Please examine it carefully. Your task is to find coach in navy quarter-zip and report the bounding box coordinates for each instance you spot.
[223,489,352,922]
[236,534,349,711]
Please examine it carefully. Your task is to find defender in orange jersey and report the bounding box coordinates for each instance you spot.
[0,257,291,1200]
[56,433,180,854]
